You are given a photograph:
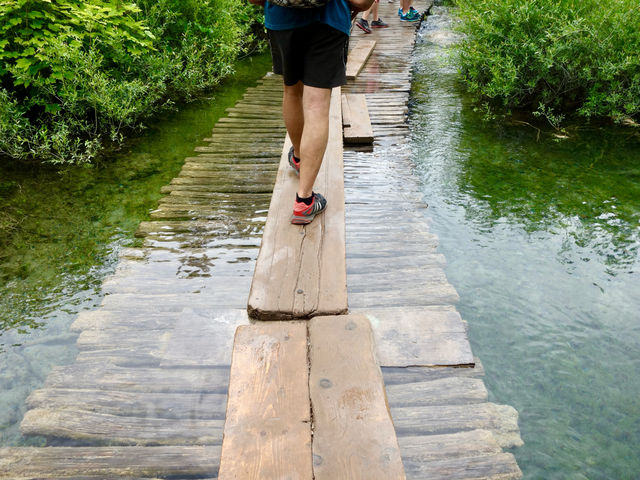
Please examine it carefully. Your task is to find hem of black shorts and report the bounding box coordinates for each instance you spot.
[278,76,346,89]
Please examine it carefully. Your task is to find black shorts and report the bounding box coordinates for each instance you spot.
[268,23,349,89]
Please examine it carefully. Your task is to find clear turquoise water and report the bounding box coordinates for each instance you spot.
[0,53,272,445]
[412,9,640,479]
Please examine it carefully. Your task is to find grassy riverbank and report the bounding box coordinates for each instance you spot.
[0,0,265,166]
[454,0,640,127]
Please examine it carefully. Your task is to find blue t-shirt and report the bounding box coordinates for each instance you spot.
[264,0,351,36]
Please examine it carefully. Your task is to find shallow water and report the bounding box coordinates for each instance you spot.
[412,8,640,479]
[0,53,272,445]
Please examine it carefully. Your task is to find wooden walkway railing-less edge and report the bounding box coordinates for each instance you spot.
[0,2,523,479]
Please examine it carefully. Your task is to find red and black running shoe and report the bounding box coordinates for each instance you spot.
[288,146,300,175]
[291,192,327,225]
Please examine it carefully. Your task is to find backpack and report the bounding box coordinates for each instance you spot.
[269,0,327,8]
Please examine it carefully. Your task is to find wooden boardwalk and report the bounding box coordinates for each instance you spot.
[0,3,523,479]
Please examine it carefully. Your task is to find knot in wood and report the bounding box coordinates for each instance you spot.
[319,378,333,389]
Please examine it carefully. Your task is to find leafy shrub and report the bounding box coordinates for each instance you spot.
[135,0,264,98]
[0,0,264,165]
[455,0,640,125]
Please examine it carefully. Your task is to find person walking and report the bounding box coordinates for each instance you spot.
[249,0,374,224]
[355,0,388,34]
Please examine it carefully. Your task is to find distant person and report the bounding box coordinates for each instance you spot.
[249,0,374,224]
[356,0,388,33]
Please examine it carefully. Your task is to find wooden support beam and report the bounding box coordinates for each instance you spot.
[309,314,406,480]
[218,322,313,480]
[346,40,377,79]
[342,94,374,145]
[248,88,347,320]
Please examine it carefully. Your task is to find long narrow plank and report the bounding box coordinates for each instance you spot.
[346,40,377,79]
[21,408,224,445]
[309,314,406,480]
[390,403,523,449]
[248,88,347,320]
[0,446,220,479]
[26,389,227,419]
[42,364,230,393]
[343,94,374,144]
[218,322,312,480]
[403,453,522,480]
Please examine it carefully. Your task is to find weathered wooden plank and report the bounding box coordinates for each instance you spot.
[348,285,460,309]
[341,93,352,127]
[346,40,377,79]
[397,430,502,462]
[26,389,227,419]
[99,293,248,312]
[75,310,246,367]
[390,403,523,449]
[403,453,522,480]
[0,446,221,479]
[248,87,347,320]
[386,377,487,406]
[309,314,406,480]
[353,307,475,367]
[342,94,374,144]
[382,362,485,385]
[43,363,230,393]
[218,322,312,480]
[21,409,224,445]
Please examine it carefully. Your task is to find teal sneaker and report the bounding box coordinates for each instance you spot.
[400,9,420,21]
[398,6,418,16]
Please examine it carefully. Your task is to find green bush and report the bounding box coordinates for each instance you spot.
[455,0,640,125]
[0,0,264,165]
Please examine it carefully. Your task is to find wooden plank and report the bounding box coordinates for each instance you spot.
[26,388,227,419]
[309,314,406,480]
[248,87,347,320]
[382,362,485,385]
[385,377,487,407]
[341,93,352,127]
[74,315,242,367]
[403,453,522,480]
[0,446,221,479]
[218,322,312,480]
[43,363,230,393]
[354,307,475,367]
[346,40,377,79]
[397,430,502,462]
[343,94,374,144]
[21,408,224,445]
[390,403,523,449]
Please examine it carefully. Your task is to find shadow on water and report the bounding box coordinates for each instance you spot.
[412,6,640,479]
[0,52,272,445]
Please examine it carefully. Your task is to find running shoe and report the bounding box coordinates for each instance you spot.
[398,6,418,16]
[356,18,372,34]
[400,9,420,21]
[288,146,300,175]
[291,192,327,225]
[371,18,389,28]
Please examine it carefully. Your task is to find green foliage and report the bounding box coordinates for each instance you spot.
[0,0,265,165]
[135,0,263,98]
[455,0,640,124]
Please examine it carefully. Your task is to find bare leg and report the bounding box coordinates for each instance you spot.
[298,85,332,198]
[282,81,304,158]
[370,1,379,21]
[401,0,410,14]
